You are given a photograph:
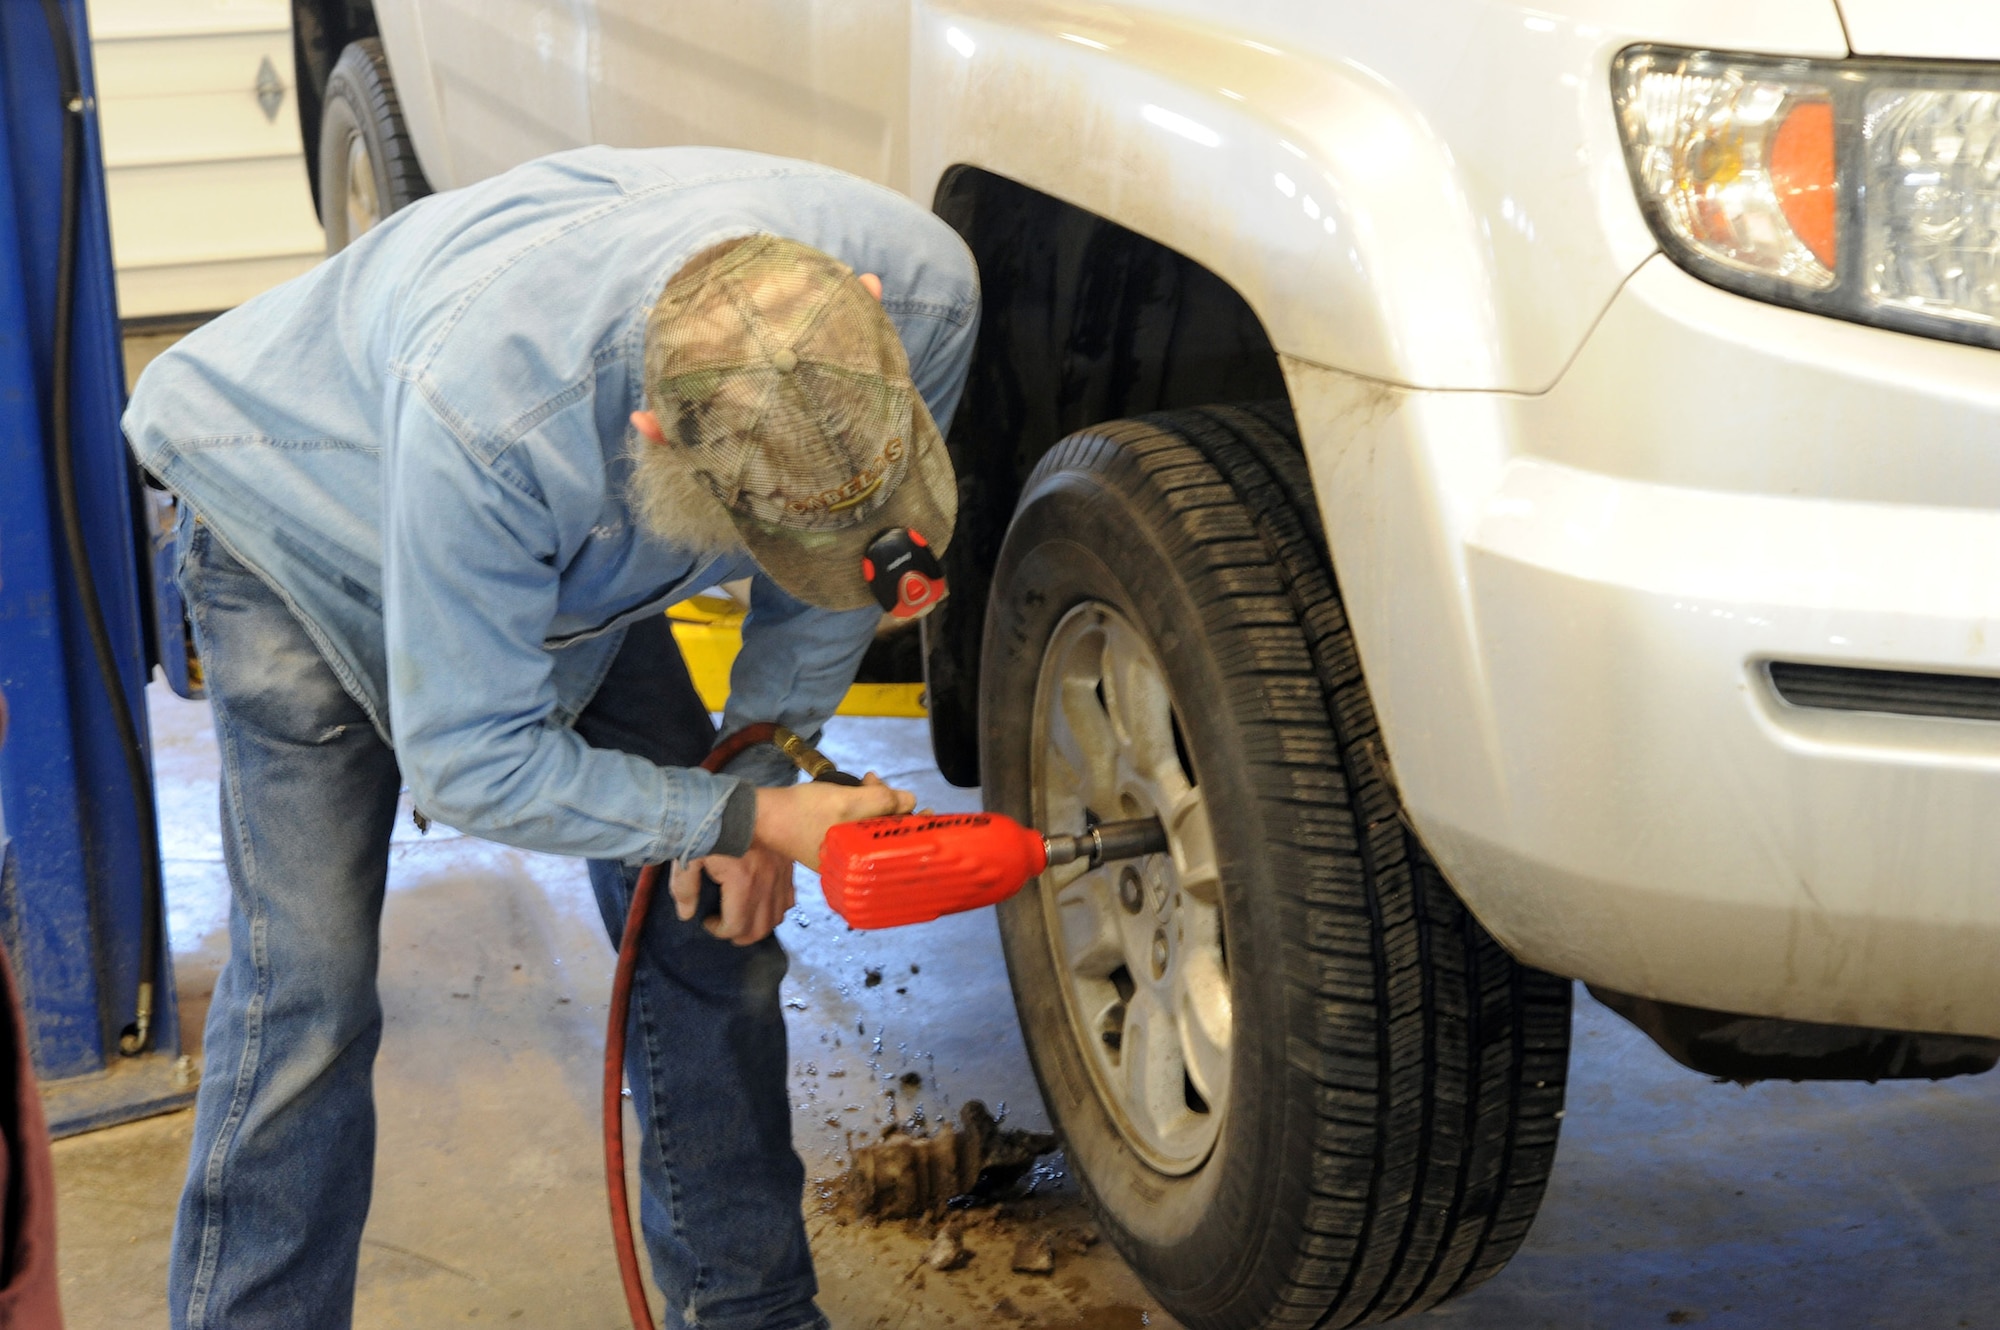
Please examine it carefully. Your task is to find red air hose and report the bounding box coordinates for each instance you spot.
[604,722,777,1330]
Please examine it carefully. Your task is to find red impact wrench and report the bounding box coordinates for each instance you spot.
[818,811,1168,928]
[603,726,1164,1329]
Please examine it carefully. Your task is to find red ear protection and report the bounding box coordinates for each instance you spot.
[862,528,948,619]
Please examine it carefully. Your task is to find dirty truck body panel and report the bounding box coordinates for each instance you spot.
[368,0,2000,1040]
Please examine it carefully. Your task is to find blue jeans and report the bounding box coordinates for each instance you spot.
[169,518,826,1330]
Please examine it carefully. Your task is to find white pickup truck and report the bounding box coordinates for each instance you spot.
[286,3,2000,1324]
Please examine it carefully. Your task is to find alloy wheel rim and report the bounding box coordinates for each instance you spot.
[1030,601,1230,1175]
[343,133,381,242]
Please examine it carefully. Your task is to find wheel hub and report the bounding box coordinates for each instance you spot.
[1031,602,1230,1175]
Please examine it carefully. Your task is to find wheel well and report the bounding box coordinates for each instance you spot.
[291,0,379,218]
[924,166,1294,784]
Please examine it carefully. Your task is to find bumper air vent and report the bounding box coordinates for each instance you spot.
[1767,662,2000,724]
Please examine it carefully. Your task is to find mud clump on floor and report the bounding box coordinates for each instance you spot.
[1011,1232,1056,1274]
[923,1221,972,1271]
[910,1209,1100,1280]
[839,1100,1056,1221]
[820,1108,1134,1323]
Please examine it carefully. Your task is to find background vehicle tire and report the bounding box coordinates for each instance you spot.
[317,38,431,255]
[982,404,1574,1328]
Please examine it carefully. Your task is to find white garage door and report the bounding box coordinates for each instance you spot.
[88,0,325,321]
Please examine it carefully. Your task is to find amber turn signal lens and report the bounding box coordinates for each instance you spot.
[1771,99,1837,269]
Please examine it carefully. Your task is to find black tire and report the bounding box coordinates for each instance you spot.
[981,405,1573,1328]
[317,38,431,255]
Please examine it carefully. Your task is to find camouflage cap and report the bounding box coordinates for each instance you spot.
[644,234,958,612]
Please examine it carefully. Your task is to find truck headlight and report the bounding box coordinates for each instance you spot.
[1615,47,2000,349]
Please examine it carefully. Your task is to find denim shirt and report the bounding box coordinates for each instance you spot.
[125,147,979,866]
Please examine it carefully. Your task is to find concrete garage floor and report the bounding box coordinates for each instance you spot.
[51,685,2000,1329]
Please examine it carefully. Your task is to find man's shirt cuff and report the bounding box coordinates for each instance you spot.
[710,779,759,858]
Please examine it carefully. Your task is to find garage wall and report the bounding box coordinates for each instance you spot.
[87,0,325,321]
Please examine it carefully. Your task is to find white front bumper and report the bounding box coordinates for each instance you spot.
[1288,256,2000,1039]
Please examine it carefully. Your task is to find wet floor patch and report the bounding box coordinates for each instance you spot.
[807,1176,1174,1330]
[1038,1309,1158,1330]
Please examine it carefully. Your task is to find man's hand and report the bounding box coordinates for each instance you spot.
[669,773,911,944]
[672,845,795,945]
[754,774,914,870]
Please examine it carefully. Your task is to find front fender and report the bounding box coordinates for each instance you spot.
[912,1,1504,389]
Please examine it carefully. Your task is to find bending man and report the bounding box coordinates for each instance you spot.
[125,146,979,1330]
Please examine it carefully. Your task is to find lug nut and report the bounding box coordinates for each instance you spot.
[1118,866,1144,914]
[1150,928,1170,979]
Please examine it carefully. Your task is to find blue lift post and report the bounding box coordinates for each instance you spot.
[0,0,193,1133]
